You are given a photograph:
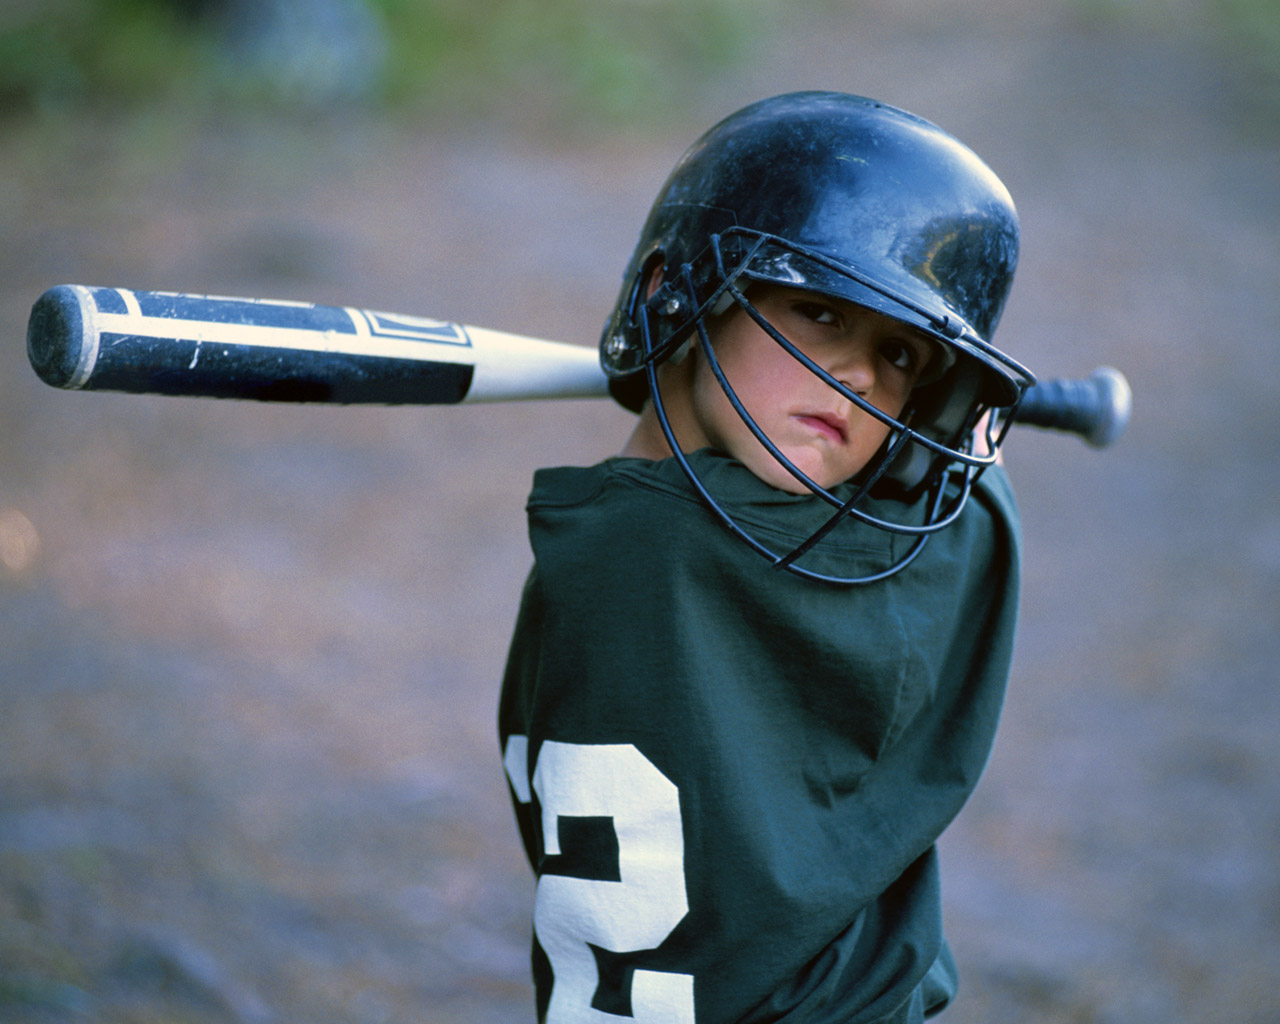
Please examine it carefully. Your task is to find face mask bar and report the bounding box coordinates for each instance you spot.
[642,310,954,585]
[707,228,1037,397]
[709,270,993,519]
[630,228,1034,408]
[636,232,1024,586]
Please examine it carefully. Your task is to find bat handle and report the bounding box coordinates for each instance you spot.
[1011,366,1132,447]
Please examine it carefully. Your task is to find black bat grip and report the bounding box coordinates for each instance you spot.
[1012,366,1132,448]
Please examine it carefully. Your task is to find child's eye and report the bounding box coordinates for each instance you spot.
[793,301,839,325]
[879,340,919,372]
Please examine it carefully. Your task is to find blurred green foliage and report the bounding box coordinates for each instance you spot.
[0,0,216,113]
[1214,0,1280,70]
[1,0,1274,124]
[0,0,779,121]
[372,0,772,115]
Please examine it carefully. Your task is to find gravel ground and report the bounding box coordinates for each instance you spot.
[1,5,1277,1023]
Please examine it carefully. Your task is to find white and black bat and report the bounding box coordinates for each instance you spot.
[26,284,1131,446]
[27,284,607,406]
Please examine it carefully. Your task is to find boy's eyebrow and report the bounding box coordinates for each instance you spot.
[779,287,951,363]
[864,308,944,355]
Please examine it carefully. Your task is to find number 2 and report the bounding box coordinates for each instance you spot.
[504,737,695,1023]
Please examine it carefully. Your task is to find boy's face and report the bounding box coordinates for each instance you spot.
[677,285,941,494]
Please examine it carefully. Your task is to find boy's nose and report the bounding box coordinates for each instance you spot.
[828,340,878,397]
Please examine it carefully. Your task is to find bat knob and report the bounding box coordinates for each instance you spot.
[1013,365,1133,447]
[28,285,97,390]
[1081,366,1132,448]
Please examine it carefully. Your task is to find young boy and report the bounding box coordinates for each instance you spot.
[498,91,1033,1024]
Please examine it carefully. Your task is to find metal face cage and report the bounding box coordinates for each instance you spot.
[622,228,1034,586]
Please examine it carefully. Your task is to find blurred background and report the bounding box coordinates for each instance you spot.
[1,2,1277,1022]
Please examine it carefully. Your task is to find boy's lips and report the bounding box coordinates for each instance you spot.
[794,411,848,443]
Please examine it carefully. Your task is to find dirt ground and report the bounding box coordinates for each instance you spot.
[2,5,1278,1023]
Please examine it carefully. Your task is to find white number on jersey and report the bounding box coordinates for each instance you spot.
[505,737,695,1023]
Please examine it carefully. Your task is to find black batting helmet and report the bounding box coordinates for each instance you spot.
[600,91,1034,583]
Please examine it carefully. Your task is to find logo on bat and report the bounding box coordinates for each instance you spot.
[360,310,471,346]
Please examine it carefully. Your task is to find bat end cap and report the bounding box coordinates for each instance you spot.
[28,285,95,389]
[1084,366,1132,448]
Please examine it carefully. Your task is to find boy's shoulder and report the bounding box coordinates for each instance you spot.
[530,450,782,511]
[970,462,1020,539]
[531,451,1016,527]
[526,452,1017,585]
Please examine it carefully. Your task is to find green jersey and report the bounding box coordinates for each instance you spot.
[499,450,1021,1024]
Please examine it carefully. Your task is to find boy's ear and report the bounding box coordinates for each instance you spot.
[645,264,665,300]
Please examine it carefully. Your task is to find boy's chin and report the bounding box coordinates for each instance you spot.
[742,452,851,495]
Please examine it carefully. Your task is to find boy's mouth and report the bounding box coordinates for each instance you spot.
[794,412,848,443]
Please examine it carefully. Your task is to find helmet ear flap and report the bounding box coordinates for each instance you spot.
[603,249,669,412]
[880,359,988,495]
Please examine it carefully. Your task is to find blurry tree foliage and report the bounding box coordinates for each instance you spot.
[0,0,781,119]
[2,0,1274,123]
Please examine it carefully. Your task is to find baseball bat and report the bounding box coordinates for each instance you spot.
[26,284,608,405]
[26,284,1130,446]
